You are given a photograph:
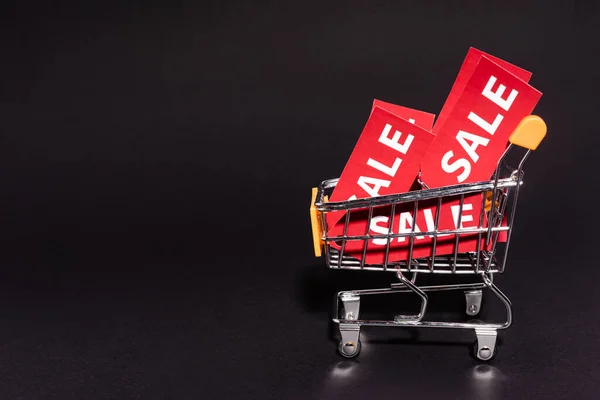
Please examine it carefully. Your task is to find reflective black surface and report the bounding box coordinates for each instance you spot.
[1,1,599,398]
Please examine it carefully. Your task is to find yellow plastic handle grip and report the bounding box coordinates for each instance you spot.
[310,187,324,257]
[509,115,547,150]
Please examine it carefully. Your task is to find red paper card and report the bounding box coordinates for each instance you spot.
[328,193,488,264]
[419,56,542,188]
[326,105,435,230]
[433,48,533,135]
[429,48,530,246]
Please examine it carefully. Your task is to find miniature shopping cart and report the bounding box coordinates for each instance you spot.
[309,116,546,361]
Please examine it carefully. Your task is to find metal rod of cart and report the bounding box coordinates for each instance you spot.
[309,116,546,361]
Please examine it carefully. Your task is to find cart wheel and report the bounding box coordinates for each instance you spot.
[472,340,497,361]
[338,340,361,359]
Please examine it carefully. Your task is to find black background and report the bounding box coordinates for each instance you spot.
[1,1,599,399]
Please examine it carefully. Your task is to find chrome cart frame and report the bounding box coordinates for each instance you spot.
[309,116,546,361]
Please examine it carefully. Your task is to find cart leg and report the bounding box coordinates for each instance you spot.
[465,290,483,316]
[482,273,513,329]
[394,271,428,322]
[338,293,362,358]
[474,329,497,361]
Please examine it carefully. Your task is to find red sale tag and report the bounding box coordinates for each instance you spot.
[419,56,542,188]
[328,194,488,264]
[326,104,435,230]
[434,48,533,135]
[431,49,530,246]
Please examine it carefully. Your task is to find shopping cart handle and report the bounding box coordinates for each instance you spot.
[310,187,324,257]
[509,115,547,150]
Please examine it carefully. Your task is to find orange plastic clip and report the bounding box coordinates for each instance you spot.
[310,188,325,257]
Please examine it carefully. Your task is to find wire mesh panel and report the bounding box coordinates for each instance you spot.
[316,171,522,275]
